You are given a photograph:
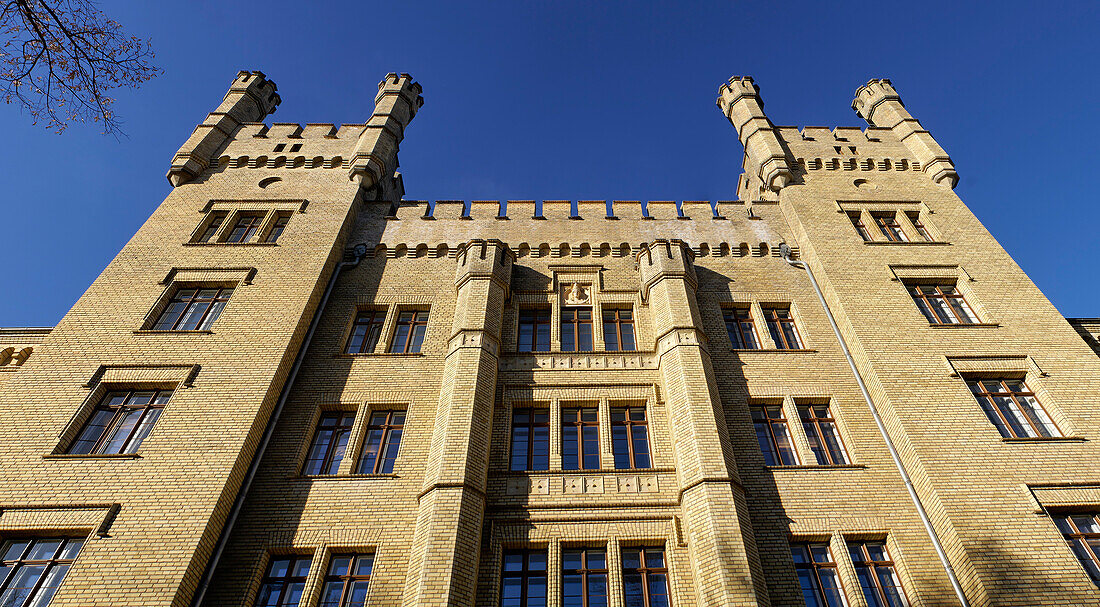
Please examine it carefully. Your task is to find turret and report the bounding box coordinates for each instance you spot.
[717,76,792,193]
[166,71,280,186]
[348,73,424,194]
[852,79,958,188]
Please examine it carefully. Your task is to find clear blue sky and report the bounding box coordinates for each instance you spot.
[2,1,1098,325]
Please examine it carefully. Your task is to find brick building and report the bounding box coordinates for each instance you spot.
[1,71,1098,606]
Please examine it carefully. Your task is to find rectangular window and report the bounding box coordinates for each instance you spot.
[905,212,933,241]
[357,410,404,474]
[798,404,849,465]
[389,311,429,353]
[611,406,650,469]
[320,554,373,607]
[346,310,386,354]
[762,306,803,349]
[500,549,547,607]
[561,308,593,352]
[303,412,355,475]
[791,542,848,607]
[257,556,312,607]
[872,213,908,242]
[723,307,759,349]
[226,213,266,243]
[1052,513,1100,584]
[848,211,872,242]
[510,408,550,471]
[153,287,233,331]
[266,213,291,243]
[622,546,670,607]
[518,308,551,353]
[847,541,908,607]
[197,211,227,243]
[967,379,1060,439]
[0,538,83,607]
[907,284,978,325]
[602,308,636,352]
[751,404,798,466]
[562,407,600,470]
[69,389,171,455]
[563,547,608,607]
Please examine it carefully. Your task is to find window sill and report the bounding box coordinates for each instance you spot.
[498,467,675,475]
[928,323,1000,328]
[1002,436,1086,443]
[295,473,400,480]
[43,453,142,460]
[863,241,950,246]
[133,329,215,335]
[766,464,867,470]
[183,241,278,247]
[730,348,817,354]
[334,352,425,358]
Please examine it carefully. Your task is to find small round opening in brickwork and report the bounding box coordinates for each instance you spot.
[853,178,876,190]
[258,176,282,189]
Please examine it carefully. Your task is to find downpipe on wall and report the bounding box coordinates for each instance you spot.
[778,243,972,607]
[189,243,369,607]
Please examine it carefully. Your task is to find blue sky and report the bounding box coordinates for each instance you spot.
[2,1,1098,325]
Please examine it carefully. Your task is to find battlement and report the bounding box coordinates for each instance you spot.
[389,200,750,221]
[719,76,958,191]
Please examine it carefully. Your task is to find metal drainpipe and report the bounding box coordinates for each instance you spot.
[189,243,369,607]
[779,243,971,607]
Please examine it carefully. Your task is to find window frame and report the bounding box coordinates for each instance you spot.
[562,546,608,607]
[723,307,759,350]
[256,555,313,607]
[151,286,233,331]
[302,411,356,476]
[751,403,799,466]
[797,403,850,466]
[68,389,172,455]
[621,545,670,607]
[761,306,804,350]
[790,541,849,607]
[561,307,594,352]
[846,541,909,607]
[562,406,601,470]
[904,211,933,241]
[388,310,429,354]
[356,409,405,474]
[601,307,636,352]
[224,212,267,244]
[906,283,979,325]
[345,309,387,354]
[265,212,292,243]
[517,307,552,353]
[196,211,228,243]
[966,378,1061,439]
[320,553,374,607]
[500,548,548,607]
[847,211,872,242]
[1052,512,1100,585]
[871,212,909,243]
[0,537,84,607]
[611,405,651,470]
[510,407,551,471]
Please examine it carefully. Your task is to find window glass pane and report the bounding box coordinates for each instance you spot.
[409,324,427,353]
[104,408,143,453]
[126,408,162,453]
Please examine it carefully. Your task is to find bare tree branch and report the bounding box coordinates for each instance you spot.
[0,0,160,135]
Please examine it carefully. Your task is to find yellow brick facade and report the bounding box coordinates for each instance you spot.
[0,71,1097,606]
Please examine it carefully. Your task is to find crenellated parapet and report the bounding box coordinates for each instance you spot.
[167,71,280,186]
[852,79,958,188]
[360,200,795,262]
